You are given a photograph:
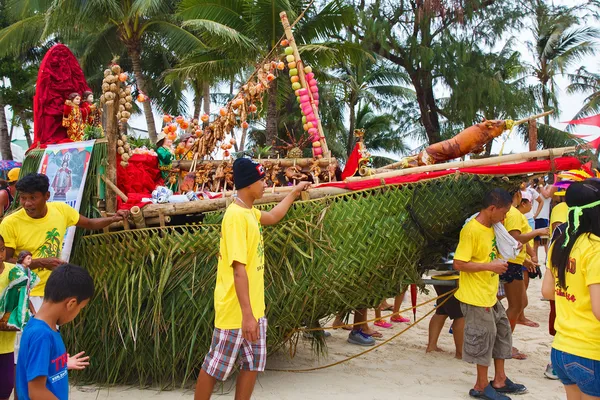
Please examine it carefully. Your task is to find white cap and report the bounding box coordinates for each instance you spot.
[520,190,532,202]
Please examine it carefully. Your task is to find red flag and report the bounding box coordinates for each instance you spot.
[341,143,361,180]
[410,283,417,321]
[564,114,600,128]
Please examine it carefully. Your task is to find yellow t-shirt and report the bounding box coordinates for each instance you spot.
[0,262,17,354]
[504,206,529,265]
[454,219,500,307]
[550,202,569,228]
[214,203,265,329]
[0,202,80,297]
[549,234,600,361]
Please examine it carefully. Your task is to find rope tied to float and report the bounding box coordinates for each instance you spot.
[267,288,457,373]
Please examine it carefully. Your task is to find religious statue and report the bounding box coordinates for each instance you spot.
[62,93,85,141]
[51,152,72,201]
[32,44,91,149]
[156,133,178,192]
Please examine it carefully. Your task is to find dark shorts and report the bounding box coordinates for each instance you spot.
[535,218,549,241]
[460,302,512,366]
[551,348,600,397]
[0,352,14,398]
[500,262,524,284]
[434,284,463,320]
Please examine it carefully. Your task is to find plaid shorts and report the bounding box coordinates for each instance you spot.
[202,317,267,381]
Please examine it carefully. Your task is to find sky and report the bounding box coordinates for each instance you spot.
[6,0,600,162]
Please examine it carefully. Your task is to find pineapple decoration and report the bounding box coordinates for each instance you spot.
[100,64,134,167]
[280,39,323,158]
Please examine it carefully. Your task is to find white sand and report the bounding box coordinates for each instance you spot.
[68,277,567,400]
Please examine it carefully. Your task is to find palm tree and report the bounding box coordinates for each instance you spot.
[0,0,204,143]
[527,0,600,124]
[355,104,408,156]
[567,66,600,120]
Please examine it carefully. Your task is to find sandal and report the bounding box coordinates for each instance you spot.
[374,320,393,329]
[516,319,540,328]
[469,384,511,400]
[364,330,384,341]
[391,315,410,323]
[491,378,527,395]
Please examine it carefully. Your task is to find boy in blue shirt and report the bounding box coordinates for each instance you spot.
[16,264,94,400]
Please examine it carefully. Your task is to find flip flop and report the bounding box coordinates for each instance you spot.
[364,330,384,341]
[469,384,512,400]
[491,378,527,395]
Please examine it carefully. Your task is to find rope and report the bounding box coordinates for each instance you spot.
[266,288,457,372]
[296,287,457,332]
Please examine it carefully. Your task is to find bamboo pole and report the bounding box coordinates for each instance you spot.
[109,215,170,230]
[280,11,330,158]
[130,206,146,228]
[100,175,128,203]
[105,102,118,213]
[141,187,349,218]
[348,146,577,182]
[515,110,554,126]
[176,157,335,171]
[529,119,538,153]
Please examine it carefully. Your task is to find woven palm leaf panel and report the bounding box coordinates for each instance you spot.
[63,173,515,386]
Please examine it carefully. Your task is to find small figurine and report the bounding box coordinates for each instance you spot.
[309,158,322,184]
[0,251,39,330]
[212,162,226,192]
[62,92,85,141]
[156,132,178,193]
[80,91,94,125]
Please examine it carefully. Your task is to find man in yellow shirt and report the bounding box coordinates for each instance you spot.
[195,158,309,400]
[0,173,128,310]
[454,188,527,400]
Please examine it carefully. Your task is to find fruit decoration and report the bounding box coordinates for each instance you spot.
[100,63,135,166]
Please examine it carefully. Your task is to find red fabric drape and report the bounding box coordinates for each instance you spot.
[116,154,162,210]
[341,143,361,180]
[31,44,91,150]
[318,156,583,191]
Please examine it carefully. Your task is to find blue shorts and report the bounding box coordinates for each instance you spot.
[527,217,535,231]
[534,218,549,241]
[551,348,600,397]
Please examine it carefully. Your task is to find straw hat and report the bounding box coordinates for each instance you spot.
[156,132,167,145]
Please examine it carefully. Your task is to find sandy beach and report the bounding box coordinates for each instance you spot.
[64,276,566,400]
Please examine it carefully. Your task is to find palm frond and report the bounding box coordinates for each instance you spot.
[0,15,46,57]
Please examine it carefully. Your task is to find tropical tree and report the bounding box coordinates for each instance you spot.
[0,0,205,143]
[352,0,522,144]
[567,66,600,120]
[527,0,600,124]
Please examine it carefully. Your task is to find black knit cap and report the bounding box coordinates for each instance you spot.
[233,158,266,190]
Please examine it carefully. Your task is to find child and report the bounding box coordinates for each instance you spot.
[542,179,600,399]
[454,188,527,400]
[502,190,548,360]
[194,158,309,400]
[0,235,18,400]
[15,264,94,400]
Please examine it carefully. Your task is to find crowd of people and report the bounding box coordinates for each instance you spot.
[0,164,599,400]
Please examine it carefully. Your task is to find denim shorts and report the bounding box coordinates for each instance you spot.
[551,348,600,397]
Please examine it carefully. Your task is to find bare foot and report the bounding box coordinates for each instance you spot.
[332,317,352,330]
[517,318,540,328]
[426,345,444,353]
[455,353,462,360]
[379,301,393,311]
[512,347,527,360]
